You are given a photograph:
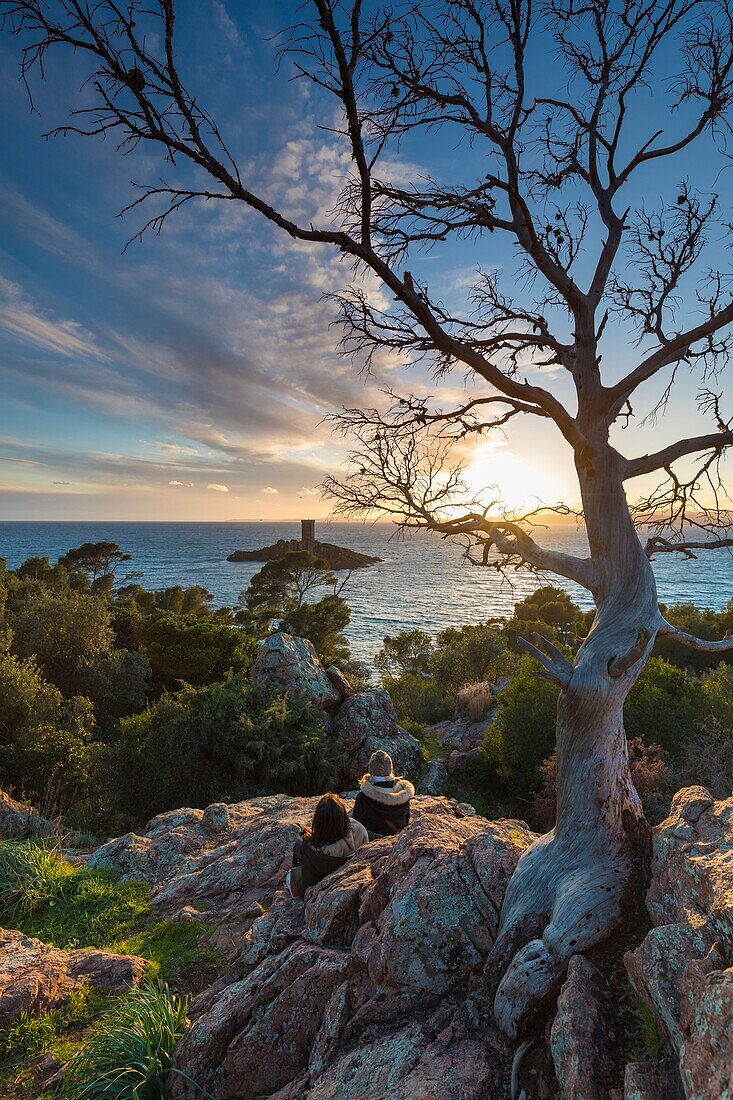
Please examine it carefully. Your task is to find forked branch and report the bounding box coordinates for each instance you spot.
[517,632,574,688]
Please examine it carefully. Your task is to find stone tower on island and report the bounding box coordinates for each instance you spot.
[300,519,316,552]
[227,517,380,568]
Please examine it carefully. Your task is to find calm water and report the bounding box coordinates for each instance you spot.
[1,521,731,661]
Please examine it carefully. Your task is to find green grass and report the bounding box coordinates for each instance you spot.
[60,982,191,1100]
[0,986,110,1089]
[0,841,218,982]
[625,981,668,1062]
[0,841,222,1096]
[112,921,220,988]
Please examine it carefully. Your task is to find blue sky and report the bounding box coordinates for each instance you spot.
[1,0,731,521]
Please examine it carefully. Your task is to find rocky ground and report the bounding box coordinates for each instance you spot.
[0,783,731,1097]
[0,636,730,1097]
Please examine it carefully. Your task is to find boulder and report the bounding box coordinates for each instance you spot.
[447,747,483,778]
[625,787,733,1099]
[0,789,55,839]
[333,688,423,783]
[426,715,492,755]
[417,759,449,796]
[0,928,145,1025]
[624,1059,683,1100]
[250,633,342,713]
[325,665,354,701]
[168,806,534,1098]
[550,955,616,1099]
[678,961,733,1100]
[645,787,732,953]
[88,795,324,929]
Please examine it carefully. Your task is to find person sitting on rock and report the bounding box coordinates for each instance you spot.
[286,792,368,899]
[352,750,415,840]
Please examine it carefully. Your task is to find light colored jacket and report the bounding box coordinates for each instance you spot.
[319,817,369,858]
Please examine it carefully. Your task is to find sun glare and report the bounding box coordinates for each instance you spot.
[464,445,562,513]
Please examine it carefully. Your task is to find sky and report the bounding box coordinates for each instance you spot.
[1,0,732,521]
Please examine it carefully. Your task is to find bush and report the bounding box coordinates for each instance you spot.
[429,623,514,695]
[280,593,351,666]
[672,719,733,799]
[133,612,257,688]
[4,583,113,696]
[383,672,452,726]
[482,659,559,799]
[0,640,98,820]
[60,981,188,1100]
[374,630,434,678]
[109,677,343,824]
[625,658,707,757]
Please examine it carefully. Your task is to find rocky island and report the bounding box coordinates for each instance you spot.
[227,519,381,570]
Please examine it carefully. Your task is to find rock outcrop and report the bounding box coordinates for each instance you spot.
[250,633,343,713]
[249,633,423,785]
[624,786,733,1100]
[550,955,616,1099]
[0,789,55,839]
[0,928,145,1025]
[77,781,733,1098]
[145,800,536,1099]
[417,759,450,796]
[333,687,423,783]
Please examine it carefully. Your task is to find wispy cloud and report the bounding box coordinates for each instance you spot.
[0,275,106,360]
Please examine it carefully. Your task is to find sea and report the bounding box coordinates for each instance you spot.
[1,521,731,662]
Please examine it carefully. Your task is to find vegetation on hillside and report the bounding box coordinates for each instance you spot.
[2,538,732,837]
[0,840,217,1097]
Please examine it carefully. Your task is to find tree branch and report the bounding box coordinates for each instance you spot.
[657,618,733,652]
[625,431,733,479]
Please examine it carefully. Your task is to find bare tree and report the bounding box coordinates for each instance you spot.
[5,0,733,1039]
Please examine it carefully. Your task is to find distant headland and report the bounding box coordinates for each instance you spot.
[227,519,381,570]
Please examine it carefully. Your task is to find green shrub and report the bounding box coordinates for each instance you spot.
[4,582,113,696]
[60,982,189,1100]
[133,613,256,689]
[110,677,343,824]
[625,658,707,757]
[383,672,452,725]
[429,623,514,695]
[482,659,559,799]
[374,630,434,678]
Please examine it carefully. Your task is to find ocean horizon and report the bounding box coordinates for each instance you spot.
[2,519,731,661]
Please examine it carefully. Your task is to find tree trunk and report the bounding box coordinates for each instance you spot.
[487,445,655,1038]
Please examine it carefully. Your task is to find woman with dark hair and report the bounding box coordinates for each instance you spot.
[286,793,368,899]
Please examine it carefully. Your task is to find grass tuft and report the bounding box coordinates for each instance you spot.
[59,981,189,1100]
[625,981,668,1062]
[0,842,75,922]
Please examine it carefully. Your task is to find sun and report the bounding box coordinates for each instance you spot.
[463,444,562,513]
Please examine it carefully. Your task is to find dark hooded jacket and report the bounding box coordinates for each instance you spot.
[294,818,368,896]
[352,776,415,838]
